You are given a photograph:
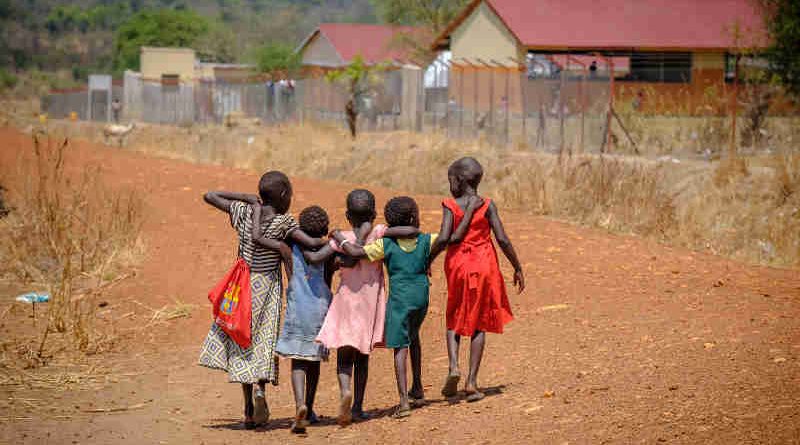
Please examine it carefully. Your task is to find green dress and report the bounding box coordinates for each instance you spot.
[383,233,431,349]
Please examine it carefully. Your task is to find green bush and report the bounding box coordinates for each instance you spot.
[0,68,18,91]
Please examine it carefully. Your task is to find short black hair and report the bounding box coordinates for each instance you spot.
[448,157,484,189]
[346,189,376,226]
[258,171,292,214]
[299,205,329,238]
[384,196,419,228]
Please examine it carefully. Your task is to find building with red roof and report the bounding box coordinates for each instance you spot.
[432,0,769,113]
[297,23,425,69]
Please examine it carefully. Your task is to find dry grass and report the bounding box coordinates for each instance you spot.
[42,119,800,267]
[0,131,145,363]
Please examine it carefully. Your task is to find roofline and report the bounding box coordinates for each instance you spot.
[140,46,196,54]
[522,46,764,53]
[432,0,769,52]
[295,27,346,65]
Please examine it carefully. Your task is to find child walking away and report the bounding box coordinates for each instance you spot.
[332,196,430,419]
[198,171,325,430]
[264,205,335,434]
[429,157,525,403]
[317,189,413,426]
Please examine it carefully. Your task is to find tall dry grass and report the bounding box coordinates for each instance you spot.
[0,132,144,361]
[45,119,800,267]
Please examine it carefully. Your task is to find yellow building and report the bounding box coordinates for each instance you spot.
[140,47,196,82]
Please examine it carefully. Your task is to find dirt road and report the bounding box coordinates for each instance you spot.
[1,127,798,444]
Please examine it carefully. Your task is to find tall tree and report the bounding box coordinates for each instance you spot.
[372,0,469,32]
[762,0,800,96]
[112,9,211,71]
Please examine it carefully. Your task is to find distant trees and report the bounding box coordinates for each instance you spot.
[112,9,211,71]
[253,43,301,75]
[372,0,469,32]
[762,0,800,96]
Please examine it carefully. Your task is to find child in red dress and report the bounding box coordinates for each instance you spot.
[429,157,525,402]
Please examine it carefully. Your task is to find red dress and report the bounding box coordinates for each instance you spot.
[443,198,514,336]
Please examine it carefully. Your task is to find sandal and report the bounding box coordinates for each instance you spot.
[409,390,425,407]
[338,391,353,426]
[290,405,309,434]
[253,389,269,425]
[441,374,461,398]
[391,406,411,419]
[465,390,485,403]
[244,417,256,430]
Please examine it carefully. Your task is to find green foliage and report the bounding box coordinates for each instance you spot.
[762,0,800,97]
[253,43,301,74]
[372,0,468,31]
[0,68,18,91]
[195,21,238,63]
[112,9,211,71]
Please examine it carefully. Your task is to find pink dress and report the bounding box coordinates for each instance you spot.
[315,224,387,354]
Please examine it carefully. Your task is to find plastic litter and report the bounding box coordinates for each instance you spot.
[15,292,50,304]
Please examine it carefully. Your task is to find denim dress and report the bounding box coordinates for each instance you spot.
[275,244,332,361]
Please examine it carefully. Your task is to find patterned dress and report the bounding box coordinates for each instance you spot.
[199,202,298,384]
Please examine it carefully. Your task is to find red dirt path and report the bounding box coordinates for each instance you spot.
[0,127,798,444]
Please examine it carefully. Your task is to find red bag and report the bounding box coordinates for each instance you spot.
[208,258,252,349]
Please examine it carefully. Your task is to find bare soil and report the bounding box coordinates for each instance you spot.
[0,127,798,444]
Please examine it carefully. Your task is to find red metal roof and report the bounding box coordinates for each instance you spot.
[315,23,424,64]
[438,0,767,51]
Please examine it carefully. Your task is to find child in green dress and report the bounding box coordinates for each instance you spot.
[331,196,431,418]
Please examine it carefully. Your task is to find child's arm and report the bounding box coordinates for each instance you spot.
[250,205,285,252]
[287,228,328,250]
[330,230,369,259]
[428,207,454,266]
[303,244,338,264]
[354,221,372,245]
[450,196,484,243]
[280,242,293,282]
[383,226,420,238]
[203,190,259,213]
[486,201,525,293]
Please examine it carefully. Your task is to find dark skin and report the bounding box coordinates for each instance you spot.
[428,166,526,399]
[331,222,425,415]
[252,207,338,431]
[203,189,327,425]
[331,217,418,423]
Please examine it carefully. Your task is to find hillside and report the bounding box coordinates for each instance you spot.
[0,0,377,76]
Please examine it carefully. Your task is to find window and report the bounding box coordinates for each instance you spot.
[628,52,692,83]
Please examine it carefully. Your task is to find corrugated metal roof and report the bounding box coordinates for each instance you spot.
[437,0,767,51]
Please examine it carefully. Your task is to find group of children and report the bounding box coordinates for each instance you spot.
[198,157,525,433]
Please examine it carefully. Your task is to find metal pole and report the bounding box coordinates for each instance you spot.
[729,54,740,158]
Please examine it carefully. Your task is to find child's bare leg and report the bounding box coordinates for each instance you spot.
[352,352,369,416]
[465,331,486,401]
[409,335,424,400]
[291,360,308,411]
[336,347,355,425]
[253,379,269,424]
[305,361,320,416]
[441,330,462,397]
[446,330,461,375]
[393,347,411,413]
[241,383,255,427]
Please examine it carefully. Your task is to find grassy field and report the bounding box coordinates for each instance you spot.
[33,118,798,268]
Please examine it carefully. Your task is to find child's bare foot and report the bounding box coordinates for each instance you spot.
[253,389,269,425]
[291,405,309,434]
[351,409,371,421]
[465,384,485,402]
[338,391,353,426]
[441,373,460,397]
[409,389,425,407]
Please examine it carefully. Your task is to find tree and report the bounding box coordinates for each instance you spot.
[195,21,238,63]
[112,9,211,72]
[253,43,301,76]
[326,56,387,138]
[372,0,469,32]
[762,0,800,96]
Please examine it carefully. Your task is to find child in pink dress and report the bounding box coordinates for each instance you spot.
[316,189,387,426]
